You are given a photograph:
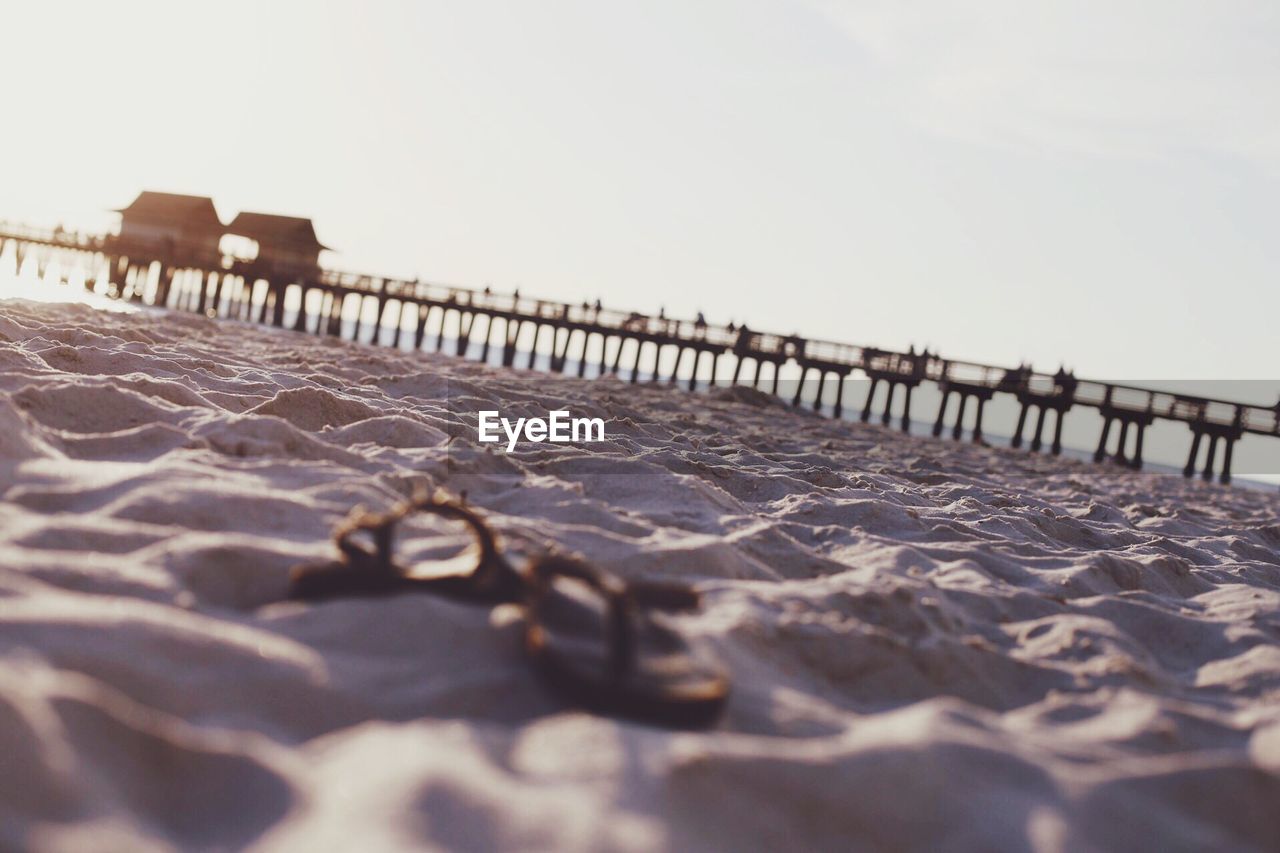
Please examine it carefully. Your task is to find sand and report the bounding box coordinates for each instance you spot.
[1,298,1278,852]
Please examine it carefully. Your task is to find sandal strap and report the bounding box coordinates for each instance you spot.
[332,507,401,575]
[406,493,525,602]
[526,556,700,677]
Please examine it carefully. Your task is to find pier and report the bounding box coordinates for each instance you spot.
[2,220,1277,485]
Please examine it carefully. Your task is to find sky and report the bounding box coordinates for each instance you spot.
[2,0,1277,383]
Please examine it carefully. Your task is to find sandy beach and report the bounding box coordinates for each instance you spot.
[0,298,1277,849]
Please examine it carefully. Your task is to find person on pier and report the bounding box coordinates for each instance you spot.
[623,311,647,332]
[1053,366,1079,399]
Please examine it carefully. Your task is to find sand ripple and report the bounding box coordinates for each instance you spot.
[1,300,1278,851]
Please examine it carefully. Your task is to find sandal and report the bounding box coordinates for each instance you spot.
[289,493,524,604]
[523,555,730,729]
[289,493,730,728]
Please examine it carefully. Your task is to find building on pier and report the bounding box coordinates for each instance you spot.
[113,191,224,265]
[224,212,331,279]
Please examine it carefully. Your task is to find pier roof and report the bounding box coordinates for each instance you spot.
[226,212,332,252]
[114,192,223,229]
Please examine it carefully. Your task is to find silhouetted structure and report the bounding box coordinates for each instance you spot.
[3,211,1275,486]
[225,212,330,278]
[113,191,223,265]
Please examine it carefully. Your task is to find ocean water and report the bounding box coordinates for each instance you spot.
[0,246,136,313]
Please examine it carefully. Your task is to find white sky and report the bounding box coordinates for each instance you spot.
[3,0,1277,381]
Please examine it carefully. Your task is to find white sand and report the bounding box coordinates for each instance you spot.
[1,298,1278,852]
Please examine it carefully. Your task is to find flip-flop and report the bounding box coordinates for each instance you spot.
[288,494,524,604]
[522,555,730,729]
[290,497,732,727]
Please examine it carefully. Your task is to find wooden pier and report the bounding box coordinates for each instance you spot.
[2,222,1277,484]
